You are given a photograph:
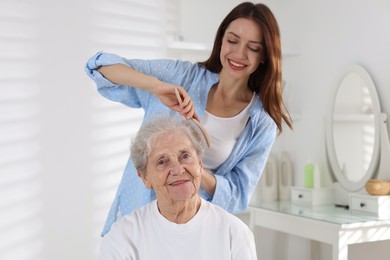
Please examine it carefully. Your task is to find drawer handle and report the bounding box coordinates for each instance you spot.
[360,202,366,208]
[298,194,303,198]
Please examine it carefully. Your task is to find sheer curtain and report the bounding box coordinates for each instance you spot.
[0,0,166,259]
[0,2,43,260]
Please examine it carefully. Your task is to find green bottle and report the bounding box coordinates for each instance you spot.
[304,163,315,188]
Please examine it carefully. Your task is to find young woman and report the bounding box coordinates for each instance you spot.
[85,2,292,236]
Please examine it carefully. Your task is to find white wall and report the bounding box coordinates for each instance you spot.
[179,0,390,259]
[2,0,389,259]
[0,0,161,259]
[1,1,100,259]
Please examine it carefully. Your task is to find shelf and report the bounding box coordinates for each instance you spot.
[333,114,375,122]
[167,41,211,54]
[282,47,299,57]
[167,41,299,57]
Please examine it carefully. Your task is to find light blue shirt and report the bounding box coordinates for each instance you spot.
[85,52,277,236]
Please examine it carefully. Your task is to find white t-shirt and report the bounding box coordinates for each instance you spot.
[202,94,256,170]
[100,199,257,260]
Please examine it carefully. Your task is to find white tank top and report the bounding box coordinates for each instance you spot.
[201,94,256,170]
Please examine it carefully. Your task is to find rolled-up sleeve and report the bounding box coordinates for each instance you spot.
[85,52,143,108]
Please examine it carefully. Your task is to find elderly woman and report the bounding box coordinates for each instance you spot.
[99,116,257,260]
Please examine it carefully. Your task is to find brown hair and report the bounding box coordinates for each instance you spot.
[198,2,292,133]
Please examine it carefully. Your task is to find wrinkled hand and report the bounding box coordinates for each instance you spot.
[153,84,200,121]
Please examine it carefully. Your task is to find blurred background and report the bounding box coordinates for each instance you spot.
[0,0,389,259]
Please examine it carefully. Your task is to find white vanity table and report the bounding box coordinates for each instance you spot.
[248,201,390,260]
[246,64,390,260]
[247,64,390,260]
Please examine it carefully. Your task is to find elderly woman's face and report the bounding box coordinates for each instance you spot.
[140,131,202,202]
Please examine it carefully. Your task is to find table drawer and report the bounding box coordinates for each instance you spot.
[291,188,312,204]
[350,196,378,213]
[349,193,390,218]
[291,187,334,206]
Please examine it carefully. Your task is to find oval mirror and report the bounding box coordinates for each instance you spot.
[326,64,381,191]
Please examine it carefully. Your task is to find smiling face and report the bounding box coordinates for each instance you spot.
[139,130,202,203]
[220,18,264,81]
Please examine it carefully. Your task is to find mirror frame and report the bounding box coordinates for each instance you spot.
[326,64,381,192]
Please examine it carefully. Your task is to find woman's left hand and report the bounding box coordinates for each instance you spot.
[154,84,199,121]
[173,87,200,121]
